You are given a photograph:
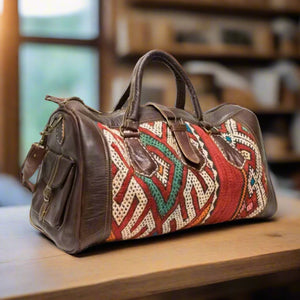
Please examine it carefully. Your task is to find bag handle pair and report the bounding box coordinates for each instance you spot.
[114,56,186,111]
[114,50,203,132]
[114,50,206,176]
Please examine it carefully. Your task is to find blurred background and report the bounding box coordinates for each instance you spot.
[0,1,300,298]
[0,0,299,205]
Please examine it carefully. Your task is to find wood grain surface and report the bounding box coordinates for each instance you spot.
[0,195,299,300]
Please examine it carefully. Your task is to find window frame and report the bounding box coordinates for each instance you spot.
[0,0,104,177]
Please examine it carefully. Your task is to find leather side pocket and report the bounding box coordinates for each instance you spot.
[37,150,76,229]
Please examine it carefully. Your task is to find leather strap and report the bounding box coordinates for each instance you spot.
[146,103,204,166]
[122,50,203,129]
[118,50,205,173]
[20,143,47,192]
[113,54,186,111]
[124,137,157,177]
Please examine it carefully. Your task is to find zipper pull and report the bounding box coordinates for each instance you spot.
[43,185,52,202]
[39,115,63,146]
[38,185,52,222]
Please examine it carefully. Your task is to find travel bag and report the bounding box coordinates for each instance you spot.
[21,50,277,254]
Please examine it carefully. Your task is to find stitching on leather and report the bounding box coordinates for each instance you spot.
[130,51,202,121]
[64,106,84,250]
[102,129,110,240]
[45,147,73,162]
[56,117,64,145]
[94,122,111,241]
[206,106,243,127]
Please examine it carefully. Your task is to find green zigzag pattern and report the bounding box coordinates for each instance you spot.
[138,133,183,217]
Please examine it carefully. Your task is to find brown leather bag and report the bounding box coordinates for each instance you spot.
[21,50,277,254]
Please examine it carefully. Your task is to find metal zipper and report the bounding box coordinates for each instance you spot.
[39,115,63,146]
[39,154,62,222]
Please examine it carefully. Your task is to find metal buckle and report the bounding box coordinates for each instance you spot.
[203,126,219,135]
[120,128,140,138]
[119,123,140,138]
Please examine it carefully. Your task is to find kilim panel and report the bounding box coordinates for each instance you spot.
[98,119,267,241]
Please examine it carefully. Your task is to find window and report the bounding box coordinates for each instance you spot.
[0,0,101,178]
[18,0,100,162]
[19,44,99,160]
[19,0,99,38]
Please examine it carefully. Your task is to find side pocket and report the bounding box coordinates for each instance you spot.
[37,150,76,229]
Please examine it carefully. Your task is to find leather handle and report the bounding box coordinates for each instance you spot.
[114,54,186,111]
[122,50,203,130]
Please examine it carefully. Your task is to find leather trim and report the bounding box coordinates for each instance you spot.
[146,103,204,166]
[30,106,112,254]
[204,103,244,126]
[113,73,186,111]
[30,109,83,254]
[20,143,47,192]
[125,137,158,177]
[212,135,245,169]
[172,124,203,165]
[76,112,112,250]
[61,100,200,128]
[233,110,277,218]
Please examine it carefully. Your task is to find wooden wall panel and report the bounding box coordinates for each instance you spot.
[0,0,19,176]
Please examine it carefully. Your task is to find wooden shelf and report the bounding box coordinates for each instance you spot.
[121,51,300,65]
[254,107,300,115]
[128,0,300,18]
[268,153,300,164]
[111,1,300,174]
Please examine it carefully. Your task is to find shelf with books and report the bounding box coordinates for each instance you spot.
[103,0,300,188]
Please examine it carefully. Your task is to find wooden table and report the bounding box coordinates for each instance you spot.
[1,196,300,300]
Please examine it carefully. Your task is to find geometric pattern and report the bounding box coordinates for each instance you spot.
[212,119,268,219]
[152,153,170,188]
[97,117,268,242]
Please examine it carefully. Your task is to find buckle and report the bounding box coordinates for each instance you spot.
[120,127,140,138]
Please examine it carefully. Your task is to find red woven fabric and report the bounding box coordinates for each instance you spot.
[98,118,268,242]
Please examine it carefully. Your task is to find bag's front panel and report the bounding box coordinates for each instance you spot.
[98,118,267,242]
